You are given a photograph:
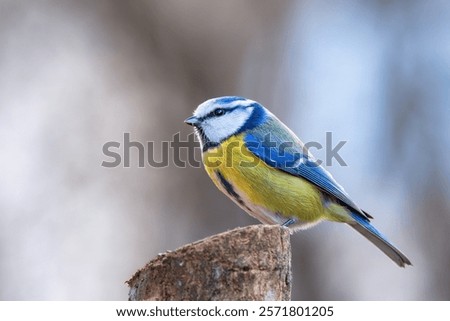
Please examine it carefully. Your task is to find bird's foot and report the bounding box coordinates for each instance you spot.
[282,218,297,227]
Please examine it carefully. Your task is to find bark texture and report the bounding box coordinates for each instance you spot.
[127,225,291,300]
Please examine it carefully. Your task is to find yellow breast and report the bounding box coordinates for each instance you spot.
[202,134,327,226]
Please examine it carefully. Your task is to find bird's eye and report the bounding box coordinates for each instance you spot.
[214,108,225,116]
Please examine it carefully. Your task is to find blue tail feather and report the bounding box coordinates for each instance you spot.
[349,212,411,267]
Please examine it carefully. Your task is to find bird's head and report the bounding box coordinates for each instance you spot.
[185,96,267,150]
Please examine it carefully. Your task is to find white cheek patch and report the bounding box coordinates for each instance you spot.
[202,107,253,143]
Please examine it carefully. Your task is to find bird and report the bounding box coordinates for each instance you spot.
[184,96,411,267]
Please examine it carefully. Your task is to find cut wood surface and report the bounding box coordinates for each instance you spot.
[127,225,292,300]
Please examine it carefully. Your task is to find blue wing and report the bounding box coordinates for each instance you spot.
[244,121,368,219]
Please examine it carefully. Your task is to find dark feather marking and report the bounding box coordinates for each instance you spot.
[216,170,250,210]
[362,210,374,219]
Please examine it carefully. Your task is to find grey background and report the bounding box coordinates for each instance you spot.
[1,0,449,300]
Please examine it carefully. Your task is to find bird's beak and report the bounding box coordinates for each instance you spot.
[184,116,200,126]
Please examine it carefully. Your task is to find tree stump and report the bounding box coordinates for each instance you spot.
[127,225,291,300]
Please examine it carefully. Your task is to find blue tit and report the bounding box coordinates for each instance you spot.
[185,96,411,267]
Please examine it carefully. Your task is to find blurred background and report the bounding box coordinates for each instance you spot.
[1,0,449,300]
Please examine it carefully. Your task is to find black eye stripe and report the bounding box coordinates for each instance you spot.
[209,108,226,118]
[199,104,254,121]
[203,108,228,119]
